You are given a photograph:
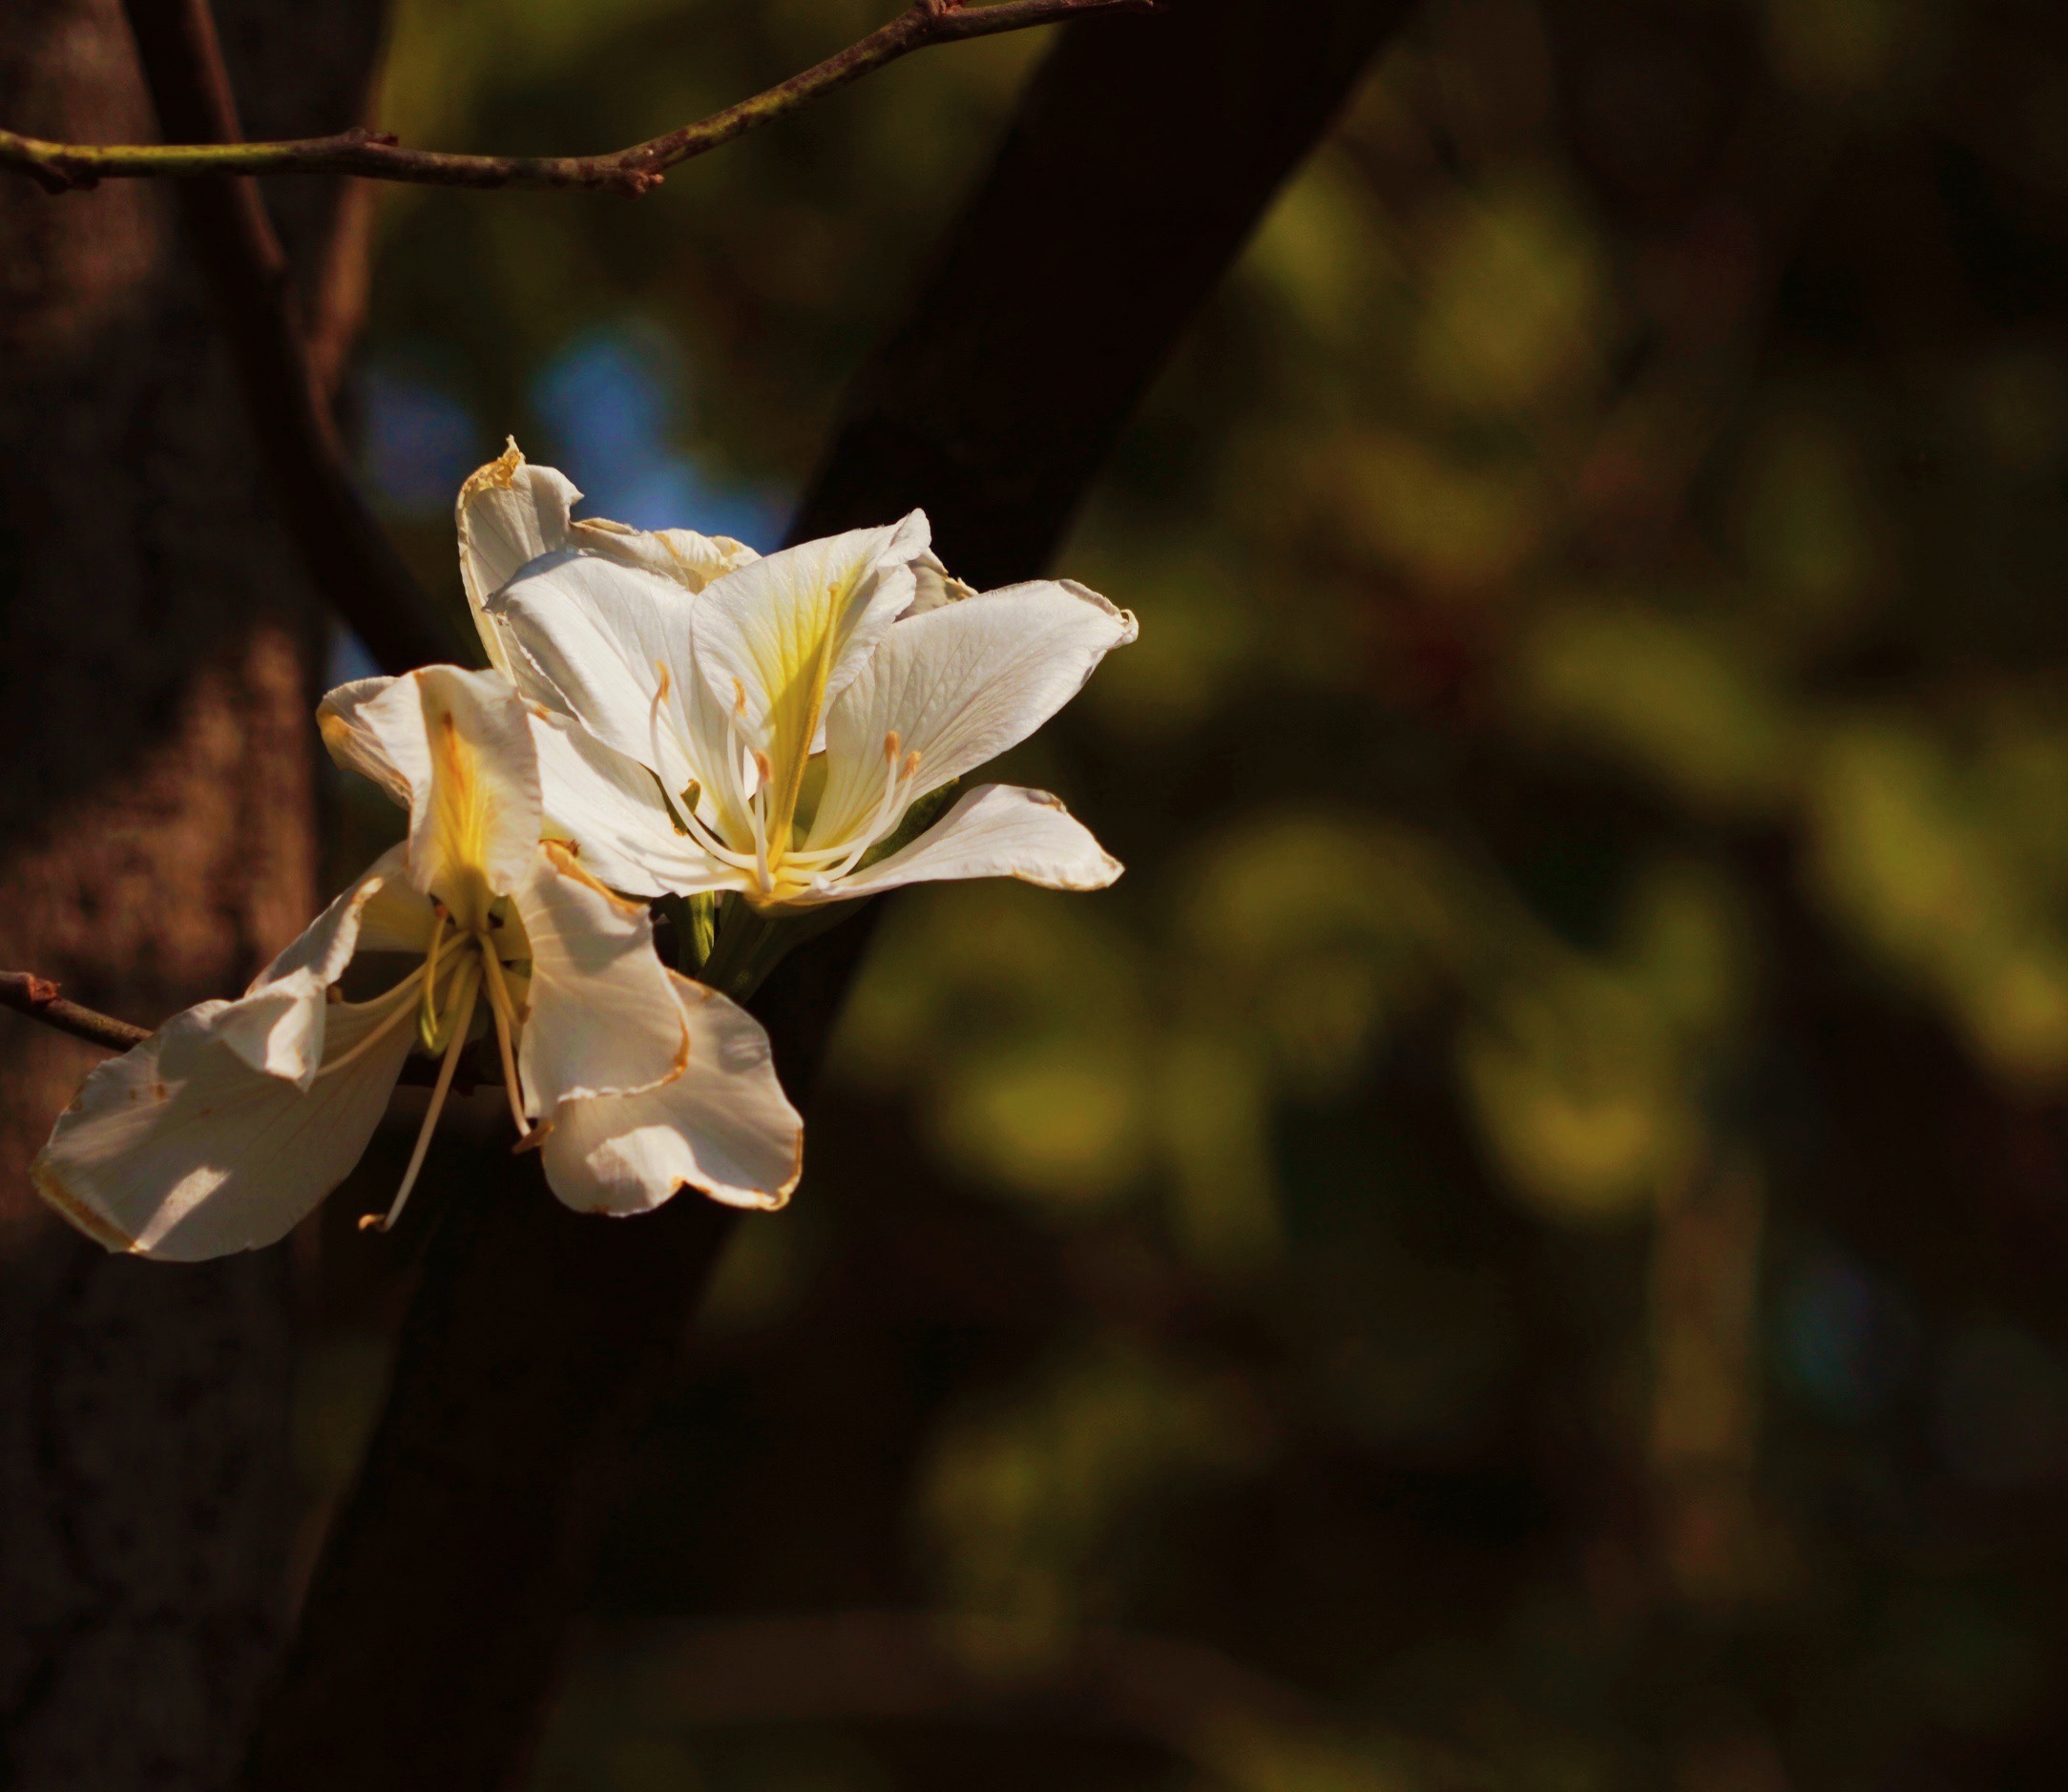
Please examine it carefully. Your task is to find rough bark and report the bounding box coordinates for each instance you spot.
[235,1,1415,1787]
[0,3,383,1786]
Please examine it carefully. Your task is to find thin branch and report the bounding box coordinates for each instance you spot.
[3,0,1157,198]
[116,0,466,677]
[0,973,151,1054]
[0,967,491,1092]
[0,964,492,1088]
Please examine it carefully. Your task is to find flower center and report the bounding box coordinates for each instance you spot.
[359,896,534,1234]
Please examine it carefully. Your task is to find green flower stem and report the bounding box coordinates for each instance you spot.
[698,896,859,1004]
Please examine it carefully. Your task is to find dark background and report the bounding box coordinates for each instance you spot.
[287,0,2068,1785]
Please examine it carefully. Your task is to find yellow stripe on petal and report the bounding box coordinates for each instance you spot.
[686,517,930,871]
[347,666,544,919]
[428,706,500,927]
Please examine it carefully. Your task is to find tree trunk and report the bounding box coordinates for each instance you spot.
[0,3,382,1785]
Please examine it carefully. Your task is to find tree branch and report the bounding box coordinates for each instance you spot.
[117,0,466,677]
[0,973,151,1055]
[5,0,1156,198]
[0,968,493,1091]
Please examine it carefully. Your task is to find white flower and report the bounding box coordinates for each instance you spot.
[32,665,802,1261]
[456,445,1138,909]
[457,438,760,682]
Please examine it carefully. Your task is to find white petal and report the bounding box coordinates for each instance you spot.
[512,843,688,1111]
[687,513,931,816]
[489,552,700,796]
[353,666,543,921]
[216,844,424,1087]
[568,515,759,591]
[354,872,444,956]
[529,707,734,899]
[901,551,977,617]
[31,993,417,1261]
[317,675,410,808]
[813,782,1123,901]
[539,973,802,1215]
[808,578,1136,852]
[457,440,578,675]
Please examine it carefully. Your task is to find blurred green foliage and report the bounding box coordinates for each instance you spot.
[304,0,2068,1784]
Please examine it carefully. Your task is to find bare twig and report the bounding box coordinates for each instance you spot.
[0,973,151,1054]
[5,0,1156,198]
[0,966,492,1092]
[119,0,465,677]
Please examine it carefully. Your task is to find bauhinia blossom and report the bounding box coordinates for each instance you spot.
[453,443,1138,909]
[32,665,801,1261]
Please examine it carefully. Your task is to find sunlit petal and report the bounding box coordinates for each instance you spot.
[901,551,977,617]
[809,578,1136,853]
[569,514,760,590]
[540,973,802,1215]
[529,707,736,898]
[512,842,689,1111]
[457,439,579,675]
[814,782,1123,902]
[687,513,930,837]
[317,675,410,808]
[352,667,544,923]
[215,844,423,1087]
[31,992,419,1261]
[489,552,700,796]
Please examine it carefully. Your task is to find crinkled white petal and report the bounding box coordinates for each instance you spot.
[802,782,1122,903]
[568,515,760,591]
[348,667,543,918]
[540,973,802,1215]
[457,440,579,675]
[529,707,734,899]
[318,676,410,808]
[490,552,700,797]
[808,578,1137,853]
[31,992,418,1261]
[512,843,688,1112]
[216,844,420,1087]
[687,513,931,796]
[901,551,977,617]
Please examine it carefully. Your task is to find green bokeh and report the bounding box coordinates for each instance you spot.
[300,0,2068,1784]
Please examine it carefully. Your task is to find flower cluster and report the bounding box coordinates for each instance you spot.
[32,445,1134,1260]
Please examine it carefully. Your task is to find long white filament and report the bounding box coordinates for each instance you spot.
[477,943,533,1142]
[365,956,480,1234]
[642,656,926,901]
[310,964,427,1080]
[813,736,920,886]
[647,661,765,876]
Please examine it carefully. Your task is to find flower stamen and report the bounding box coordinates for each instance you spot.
[476,940,534,1143]
[747,750,777,892]
[816,734,922,884]
[311,965,427,1080]
[418,907,451,1043]
[365,956,480,1234]
[645,659,764,875]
